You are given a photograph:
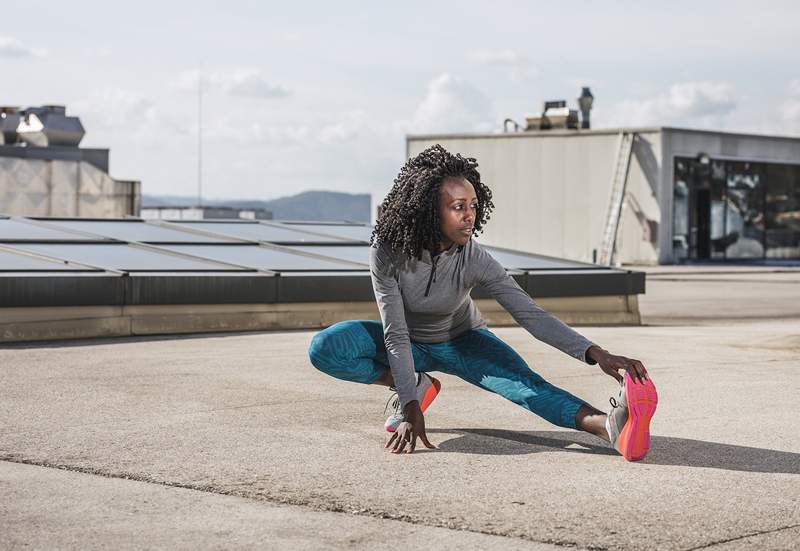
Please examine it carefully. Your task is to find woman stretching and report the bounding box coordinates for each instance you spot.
[308,144,658,460]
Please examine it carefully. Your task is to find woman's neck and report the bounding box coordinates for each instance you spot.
[428,239,454,255]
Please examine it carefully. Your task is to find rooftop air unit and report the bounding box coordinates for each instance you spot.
[16,105,85,147]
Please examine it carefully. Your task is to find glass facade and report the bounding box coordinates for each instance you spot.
[673,157,800,261]
[764,163,800,258]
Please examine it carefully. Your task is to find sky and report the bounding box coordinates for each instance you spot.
[3,0,799,206]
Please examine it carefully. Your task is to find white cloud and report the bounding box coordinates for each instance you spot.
[406,73,493,134]
[275,30,303,43]
[667,82,735,117]
[170,69,203,93]
[75,88,156,129]
[779,78,800,133]
[206,110,371,148]
[318,110,367,144]
[170,68,291,99]
[602,81,737,128]
[205,74,493,152]
[0,35,46,58]
[241,122,310,146]
[224,69,291,99]
[467,49,527,66]
[787,78,800,97]
[72,87,188,147]
[203,117,309,148]
[466,49,536,81]
[781,98,800,122]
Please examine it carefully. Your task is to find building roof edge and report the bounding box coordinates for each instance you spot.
[407,125,800,142]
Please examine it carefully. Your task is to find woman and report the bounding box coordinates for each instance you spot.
[308,144,658,461]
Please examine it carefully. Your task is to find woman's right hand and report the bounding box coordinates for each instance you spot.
[385,400,437,454]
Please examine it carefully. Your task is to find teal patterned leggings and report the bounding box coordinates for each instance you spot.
[308,320,588,429]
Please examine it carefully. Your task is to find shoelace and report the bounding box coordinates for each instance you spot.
[609,378,626,410]
[383,392,401,416]
[383,373,423,416]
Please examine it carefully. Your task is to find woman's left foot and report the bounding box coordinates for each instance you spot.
[383,372,441,432]
[606,372,658,461]
[605,380,628,455]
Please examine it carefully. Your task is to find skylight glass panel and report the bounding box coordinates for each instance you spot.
[278,223,373,242]
[0,219,105,242]
[288,245,370,265]
[8,244,244,271]
[0,248,95,271]
[167,222,345,244]
[42,220,233,243]
[155,245,363,271]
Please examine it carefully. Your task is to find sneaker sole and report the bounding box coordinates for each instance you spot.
[384,376,442,433]
[420,377,442,411]
[617,372,658,461]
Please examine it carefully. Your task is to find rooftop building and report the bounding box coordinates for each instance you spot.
[408,125,800,266]
[141,205,273,221]
[0,105,140,218]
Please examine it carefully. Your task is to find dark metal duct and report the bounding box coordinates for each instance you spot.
[0,106,21,145]
[578,87,594,129]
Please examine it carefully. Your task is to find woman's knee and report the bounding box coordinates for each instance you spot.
[307,320,370,375]
[308,326,339,373]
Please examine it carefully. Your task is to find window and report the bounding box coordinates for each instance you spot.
[673,157,800,260]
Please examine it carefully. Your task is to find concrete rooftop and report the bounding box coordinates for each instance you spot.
[1,265,799,550]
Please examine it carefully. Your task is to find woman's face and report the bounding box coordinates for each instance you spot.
[436,177,477,251]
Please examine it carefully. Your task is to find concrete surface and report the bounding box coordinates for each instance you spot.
[638,269,800,325]
[1,461,554,550]
[1,267,799,550]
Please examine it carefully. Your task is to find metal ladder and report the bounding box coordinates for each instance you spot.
[598,131,636,266]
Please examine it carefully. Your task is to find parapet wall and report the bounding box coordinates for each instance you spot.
[0,295,640,343]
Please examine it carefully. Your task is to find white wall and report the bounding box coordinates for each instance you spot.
[617,133,663,265]
[0,157,139,218]
[141,207,204,220]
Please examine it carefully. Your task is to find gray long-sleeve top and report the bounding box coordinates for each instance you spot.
[369,238,599,409]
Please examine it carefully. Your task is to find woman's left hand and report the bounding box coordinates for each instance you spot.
[587,345,649,385]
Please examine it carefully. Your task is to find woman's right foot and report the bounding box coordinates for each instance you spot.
[384,372,441,432]
[605,371,658,461]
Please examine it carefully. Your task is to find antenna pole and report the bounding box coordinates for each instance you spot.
[197,69,203,208]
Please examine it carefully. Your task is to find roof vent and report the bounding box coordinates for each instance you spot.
[505,87,594,132]
[16,105,85,147]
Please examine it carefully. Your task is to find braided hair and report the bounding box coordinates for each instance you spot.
[369,144,495,261]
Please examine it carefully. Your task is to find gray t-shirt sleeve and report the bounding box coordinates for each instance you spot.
[473,244,598,365]
[369,243,418,409]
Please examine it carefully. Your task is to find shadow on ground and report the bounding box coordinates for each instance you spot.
[427,428,800,475]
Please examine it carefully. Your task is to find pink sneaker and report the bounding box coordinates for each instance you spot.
[606,371,658,461]
[383,372,441,432]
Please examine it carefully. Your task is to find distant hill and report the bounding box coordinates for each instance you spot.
[142,190,372,223]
